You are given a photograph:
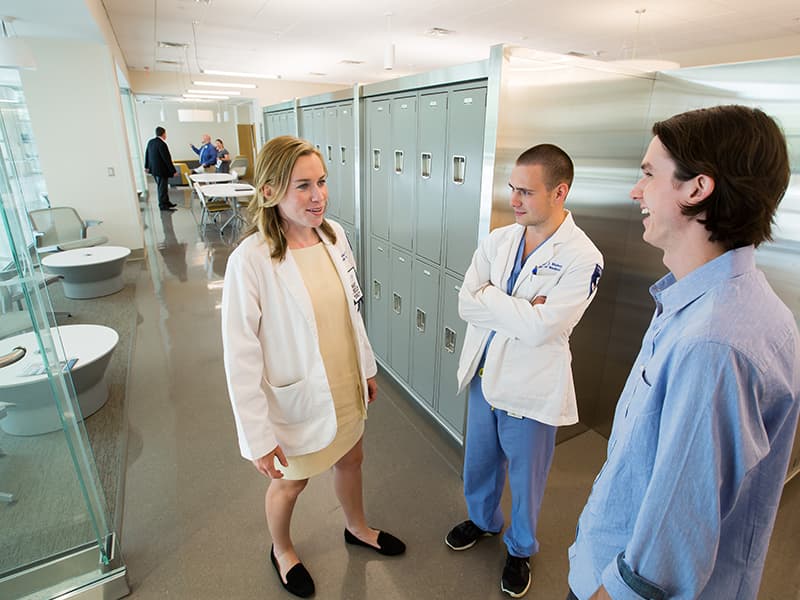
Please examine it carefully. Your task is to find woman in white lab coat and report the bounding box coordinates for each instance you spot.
[221,136,405,598]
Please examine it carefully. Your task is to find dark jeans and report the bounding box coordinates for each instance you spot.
[154,175,170,208]
[566,591,579,600]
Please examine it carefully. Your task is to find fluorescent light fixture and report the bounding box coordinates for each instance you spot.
[187,88,240,95]
[202,69,276,79]
[183,93,230,100]
[193,80,257,89]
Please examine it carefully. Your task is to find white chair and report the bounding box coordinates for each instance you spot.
[28,207,107,254]
[229,157,248,181]
[194,183,230,230]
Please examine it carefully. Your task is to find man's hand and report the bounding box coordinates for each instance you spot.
[531,295,547,306]
[367,377,377,403]
[589,585,612,600]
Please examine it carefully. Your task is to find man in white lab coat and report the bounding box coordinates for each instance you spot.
[445,144,603,598]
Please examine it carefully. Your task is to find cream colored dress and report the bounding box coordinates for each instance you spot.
[278,242,366,480]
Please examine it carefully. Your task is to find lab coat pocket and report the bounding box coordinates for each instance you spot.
[264,378,313,425]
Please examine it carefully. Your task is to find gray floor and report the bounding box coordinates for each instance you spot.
[120,188,800,600]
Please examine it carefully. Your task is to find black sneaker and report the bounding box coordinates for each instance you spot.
[445,519,499,551]
[501,553,531,598]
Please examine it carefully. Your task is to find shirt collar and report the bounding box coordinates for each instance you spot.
[649,245,757,316]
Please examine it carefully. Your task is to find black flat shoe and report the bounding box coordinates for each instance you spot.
[270,545,315,598]
[344,528,406,556]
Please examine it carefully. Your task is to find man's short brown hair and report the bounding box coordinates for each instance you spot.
[653,105,790,249]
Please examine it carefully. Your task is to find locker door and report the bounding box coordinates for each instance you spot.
[313,107,326,152]
[325,105,341,218]
[337,103,356,225]
[389,96,417,251]
[279,112,288,136]
[368,99,391,240]
[367,237,390,361]
[389,248,412,381]
[415,91,448,264]
[443,87,487,276]
[299,107,315,144]
[437,273,468,436]
[287,111,297,137]
[411,260,440,407]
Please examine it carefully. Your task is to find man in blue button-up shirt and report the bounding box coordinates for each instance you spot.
[568,105,800,600]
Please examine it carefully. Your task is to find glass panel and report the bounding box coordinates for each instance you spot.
[119,89,147,195]
[0,68,117,595]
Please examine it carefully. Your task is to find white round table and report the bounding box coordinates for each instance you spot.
[0,324,119,436]
[200,184,256,232]
[189,173,235,184]
[42,246,131,299]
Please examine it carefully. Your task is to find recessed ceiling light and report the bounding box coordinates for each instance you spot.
[193,80,257,89]
[183,93,230,100]
[156,59,181,65]
[308,72,327,76]
[187,88,241,95]
[157,41,189,49]
[340,59,365,65]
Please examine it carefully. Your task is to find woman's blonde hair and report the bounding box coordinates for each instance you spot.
[242,135,335,260]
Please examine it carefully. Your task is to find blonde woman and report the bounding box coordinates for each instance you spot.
[222,136,405,598]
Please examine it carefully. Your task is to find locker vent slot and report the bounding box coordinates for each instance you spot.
[452,155,466,184]
[373,149,381,171]
[421,152,432,179]
[444,327,457,353]
[416,308,426,333]
[393,293,402,315]
[394,150,404,174]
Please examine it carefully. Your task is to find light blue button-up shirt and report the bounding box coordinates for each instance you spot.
[568,246,800,600]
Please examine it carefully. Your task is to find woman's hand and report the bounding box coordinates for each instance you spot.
[367,377,377,404]
[252,445,288,479]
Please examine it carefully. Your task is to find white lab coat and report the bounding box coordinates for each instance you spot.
[456,211,603,426]
[221,220,376,460]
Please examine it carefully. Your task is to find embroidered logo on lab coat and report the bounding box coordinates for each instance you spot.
[534,260,563,275]
[589,264,603,298]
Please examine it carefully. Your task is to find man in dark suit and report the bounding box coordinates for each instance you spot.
[144,126,178,211]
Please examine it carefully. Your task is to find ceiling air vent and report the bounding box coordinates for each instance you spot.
[156,59,181,65]
[425,27,454,37]
[339,59,365,65]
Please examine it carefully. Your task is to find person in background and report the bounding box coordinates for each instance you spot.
[214,138,231,173]
[446,144,603,598]
[190,133,217,173]
[144,126,177,211]
[567,105,800,600]
[221,135,405,599]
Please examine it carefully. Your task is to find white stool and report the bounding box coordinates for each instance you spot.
[42,246,131,299]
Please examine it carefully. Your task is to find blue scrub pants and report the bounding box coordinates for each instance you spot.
[463,373,556,558]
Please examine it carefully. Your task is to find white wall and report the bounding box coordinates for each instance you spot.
[21,37,143,252]
[136,102,241,163]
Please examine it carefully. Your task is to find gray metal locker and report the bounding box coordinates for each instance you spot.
[337,103,356,225]
[437,273,468,435]
[367,237,390,361]
[389,96,417,251]
[299,107,315,145]
[313,107,325,152]
[410,260,440,407]
[325,105,341,218]
[415,91,448,264]
[287,111,297,137]
[389,248,412,382]
[368,99,391,240]
[443,87,487,276]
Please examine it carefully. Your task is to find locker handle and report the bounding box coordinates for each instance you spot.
[421,152,432,179]
[416,308,426,333]
[372,280,381,300]
[394,150,404,174]
[376,245,385,253]
[444,327,457,353]
[340,146,346,165]
[326,145,333,162]
[393,293,402,315]
[452,155,466,185]
[397,256,406,263]
[454,285,461,292]
[373,149,381,171]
